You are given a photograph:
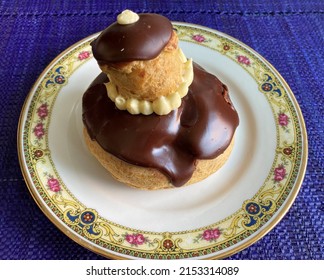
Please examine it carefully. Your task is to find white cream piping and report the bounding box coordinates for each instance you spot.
[105,49,194,115]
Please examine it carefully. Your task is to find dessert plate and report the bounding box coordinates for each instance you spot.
[18,22,307,259]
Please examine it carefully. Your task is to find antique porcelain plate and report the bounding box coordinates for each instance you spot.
[18,23,307,259]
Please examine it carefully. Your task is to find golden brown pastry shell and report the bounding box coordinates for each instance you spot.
[83,127,235,190]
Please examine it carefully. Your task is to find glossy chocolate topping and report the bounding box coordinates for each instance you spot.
[82,64,239,187]
[91,13,173,63]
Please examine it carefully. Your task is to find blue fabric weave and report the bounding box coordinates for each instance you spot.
[0,0,322,259]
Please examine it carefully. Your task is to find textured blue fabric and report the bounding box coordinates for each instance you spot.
[0,0,323,260]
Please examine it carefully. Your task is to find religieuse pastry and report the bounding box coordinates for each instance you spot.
[82,10,239,190]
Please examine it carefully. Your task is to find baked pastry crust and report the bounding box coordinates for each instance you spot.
[84,127,234,190]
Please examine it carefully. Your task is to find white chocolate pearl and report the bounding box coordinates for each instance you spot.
[117,10,139,25]
[140,100,154,115]
[179,49,187,63]
[105,82,118,101]
[153,96,172,115]
[126,98,140,114]
[183,59,194,82]
[115,96,126,110]
[168,92,181,108]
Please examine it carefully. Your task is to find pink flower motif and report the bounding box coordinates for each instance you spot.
[78,51,90,60]
[212,228,221,239]
[237,55,250,65]
[202,228,221,241]
[125,234,136,245]
[33,123,45,139]
[134,234,145,245]
[192,34,206,43]
[274,165,286,182]
[125,233,146,246]
[278,113,289,126]
[202,229,213,241]
[37,103,48,119]
[47,178,61,192]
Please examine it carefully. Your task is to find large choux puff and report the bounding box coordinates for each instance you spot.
[83,127,235,190]
[83,10,240,189]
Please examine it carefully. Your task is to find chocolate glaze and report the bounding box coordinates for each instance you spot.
[91,14,173,63]
[82,64,239,187]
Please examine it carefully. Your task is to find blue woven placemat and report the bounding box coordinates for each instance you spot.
[0,0,323,260]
